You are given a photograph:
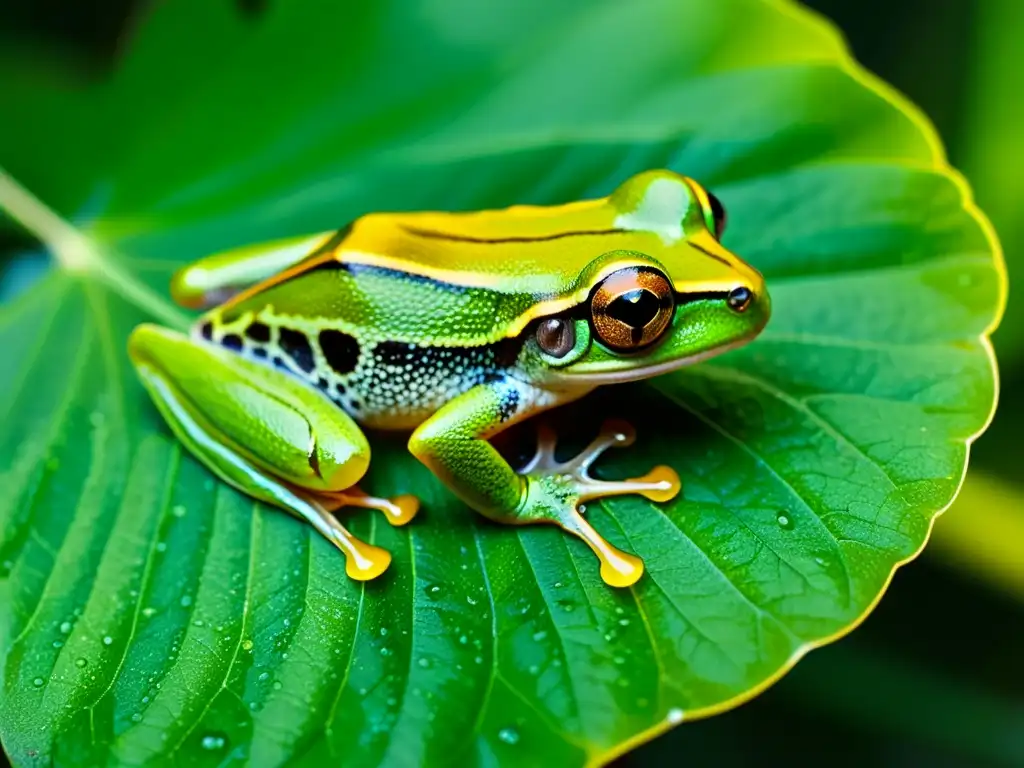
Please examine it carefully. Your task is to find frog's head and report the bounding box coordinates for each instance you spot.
[520,170,770,387]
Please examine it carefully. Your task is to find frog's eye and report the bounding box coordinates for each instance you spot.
[704,191,727,239]
[590,267,675,351]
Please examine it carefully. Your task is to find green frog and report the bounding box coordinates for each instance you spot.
[128,170,770,587]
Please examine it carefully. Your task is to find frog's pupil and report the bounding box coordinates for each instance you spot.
[606,289,661,329]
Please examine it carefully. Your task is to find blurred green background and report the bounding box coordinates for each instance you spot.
[1,0,1020,765]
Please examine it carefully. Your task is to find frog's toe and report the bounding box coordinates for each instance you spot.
[320,487,421,526]
[343,537,393,581]
[301,496,393,580]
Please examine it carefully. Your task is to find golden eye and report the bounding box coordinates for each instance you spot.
[590,267,675,351]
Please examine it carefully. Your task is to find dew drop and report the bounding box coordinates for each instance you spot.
[52,640,63,649]
[103,636,113,646]
[155,542,167,553]
[498,727,520,745]
[417,657,431,669]
[532,630,547,642]
[258,672,269,682]
[200,733,226,750]
[618,618,630,627]
[242,639,253,651]
[776,512,794,530]
[666,707,684,724]
[131,713,143,723]
[74,658,88,669]
[379,627,388,637]
[142,607,157,619]
[466,596,478,606]
[59,621,72,634]
[458,635,468,645]
[32,677,44,688]
[272,681,283,691]
[172,505,187,518]
[180,595,193,608]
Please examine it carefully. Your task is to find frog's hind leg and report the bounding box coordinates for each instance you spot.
[129,324,396,580]
[170,230,338,309]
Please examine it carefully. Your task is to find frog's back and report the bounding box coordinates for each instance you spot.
[191,170,713,427]
[199,205,624,427]
[214,193,671,344]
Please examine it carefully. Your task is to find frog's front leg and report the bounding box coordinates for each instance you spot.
[128,324,417,581]
[408,378,680,587]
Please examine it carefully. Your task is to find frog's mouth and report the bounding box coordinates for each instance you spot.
[546,334,757,387]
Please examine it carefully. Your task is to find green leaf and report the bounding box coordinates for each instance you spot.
[0,0,1004,765]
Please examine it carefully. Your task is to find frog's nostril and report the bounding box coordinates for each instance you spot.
[727,286,752,313]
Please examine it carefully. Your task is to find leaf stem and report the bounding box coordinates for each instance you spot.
[0,167,191,330]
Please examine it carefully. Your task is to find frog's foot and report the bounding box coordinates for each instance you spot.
[319,487,420,527]
[298,494,393,581]
[515,420,681,588]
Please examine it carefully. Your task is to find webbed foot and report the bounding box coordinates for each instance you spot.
[310,488,420,579]
[513,420,680,587]
[295,495,394,581]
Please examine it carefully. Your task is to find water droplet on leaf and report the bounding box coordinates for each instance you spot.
[200,733,226,750]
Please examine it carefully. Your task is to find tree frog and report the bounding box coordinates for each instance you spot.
[129,170,769,587]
